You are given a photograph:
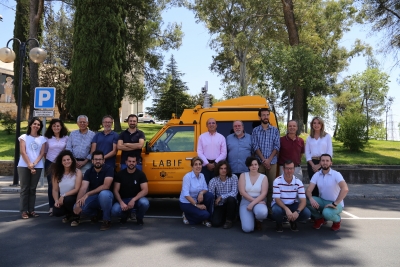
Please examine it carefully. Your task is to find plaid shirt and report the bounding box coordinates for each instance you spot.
[208,174,238,206]
[251,124,280,164]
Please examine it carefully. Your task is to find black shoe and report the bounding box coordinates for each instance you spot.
[267,214,275,222]
[120,217,128,224]
[290,221,298,232]
[137,218,144,226]
[100,220,111,231]
[276,223,283,232]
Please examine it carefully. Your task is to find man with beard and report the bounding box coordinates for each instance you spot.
[117,114,145,171]
[251,108,280,215]
[306,154,349,231]
[197,118,227,184]
[66,115,95,174]
[73,150,114,230]
[91,115,119,169]
[278,120,304,180]
[111,154,149,226]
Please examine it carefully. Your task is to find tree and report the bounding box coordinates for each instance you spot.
[358,0,400,66]
[40,3,73,120]
[188,0,285,96]
[68,1,127,131]
[147,55,192,119]
[13,0,30,120]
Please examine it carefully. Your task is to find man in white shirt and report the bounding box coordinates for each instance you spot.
[306,154,349,231]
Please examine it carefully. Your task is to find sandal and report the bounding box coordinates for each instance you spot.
[202,221,212,228]
[21,212,29,219]
[62,216,70,223]
[182,212,189,225]
[29,211,39,218]
[48,208,53,217]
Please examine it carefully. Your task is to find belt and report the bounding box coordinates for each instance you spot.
[207,159,216,164]
[75,158,85,161]
[280,164,301,167]
[311,157,321,160]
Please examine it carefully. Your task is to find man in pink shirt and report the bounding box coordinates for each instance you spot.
[197,118,227,184]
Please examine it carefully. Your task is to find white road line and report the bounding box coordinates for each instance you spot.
[35,203,49,209]
[0,210,48,213]
[342,211,359,219]
[342,218,400,220]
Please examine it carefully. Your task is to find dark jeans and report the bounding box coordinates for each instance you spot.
[272,202,311,223]
[211,196,237,227]
[111,197,150,220]
[53,195,79,219]
[179,192,214,224]
[307,159,320,197]
[201,166,215,185]
[45,159,55,208]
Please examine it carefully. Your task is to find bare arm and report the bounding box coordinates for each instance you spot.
[238,174,255,202]
[19,140,33,169]
[117,139,144,151]
[104,143,117,160]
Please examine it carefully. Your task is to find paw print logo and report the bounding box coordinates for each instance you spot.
[160,171,166,178]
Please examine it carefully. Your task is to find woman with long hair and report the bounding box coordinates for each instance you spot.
[305,117,333,196]
[238,156,268,232]
[44,119,69,216]
[18,117,47,219]
[52,150,82,226]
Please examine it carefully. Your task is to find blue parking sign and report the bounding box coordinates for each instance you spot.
[34,87,56,109]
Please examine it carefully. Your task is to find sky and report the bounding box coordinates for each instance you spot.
[1,2,399,139]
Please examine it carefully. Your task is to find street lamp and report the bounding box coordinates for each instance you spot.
[0,38,47,185]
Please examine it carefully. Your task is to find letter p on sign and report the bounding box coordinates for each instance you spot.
[34,87,56,109]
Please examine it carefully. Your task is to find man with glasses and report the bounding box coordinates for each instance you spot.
[197,118,227,184]
[272,160,311,232]
[66,115,95,174]
[73,151,114,231]
[117,114,145,171]
[91,115,119,169]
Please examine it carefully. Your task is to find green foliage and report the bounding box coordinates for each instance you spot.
[369,124,386,140]
[336,111,368,151]
[147,55,193,120]
[69,1,128,131]
[0,112,17,135]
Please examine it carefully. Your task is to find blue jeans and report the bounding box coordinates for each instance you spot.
[120,163,142,171]
[111,197,150,220]
[306,197,343,223]
[78,190,114,221]
[272,202,311,223]
[45,159,55,208]
[179,191,214,225]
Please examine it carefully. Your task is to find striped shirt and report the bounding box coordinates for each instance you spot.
[272,175,305,206]
[251,124,280,164]
[208,174,238,206]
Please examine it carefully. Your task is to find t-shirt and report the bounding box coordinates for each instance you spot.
[83,164,114,192]
[92,131,119,167]
[118,129,145,163]
[17,134,47,168]
[114,168,148,199]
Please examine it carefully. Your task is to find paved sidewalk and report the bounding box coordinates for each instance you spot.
[1,175,400,198]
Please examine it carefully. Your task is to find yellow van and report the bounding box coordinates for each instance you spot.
[116,95,277,196]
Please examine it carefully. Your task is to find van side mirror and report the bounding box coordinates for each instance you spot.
[145,141,151,154]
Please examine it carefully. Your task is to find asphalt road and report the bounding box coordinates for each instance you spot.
[0,193,399,267]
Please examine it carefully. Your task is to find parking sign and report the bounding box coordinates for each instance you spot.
[34,87,56,109]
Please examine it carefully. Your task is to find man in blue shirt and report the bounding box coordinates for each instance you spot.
[91,115,119,169]
[251,108,280,214]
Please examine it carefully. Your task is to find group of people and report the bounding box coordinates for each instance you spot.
[17,109,348,232]
[179,109,348,232]
[17,114,149,230]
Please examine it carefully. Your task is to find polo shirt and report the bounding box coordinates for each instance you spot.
[310,168,345,206]
[83,164,114,192]
[278,135,304,166]
[118,129,145,163]
[92,131,119,167]
[272,175,305,206]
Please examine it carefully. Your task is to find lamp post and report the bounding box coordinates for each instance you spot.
[0,38,47,185]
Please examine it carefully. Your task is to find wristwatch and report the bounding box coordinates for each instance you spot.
[296,210,301,214]
[62,193,66,197]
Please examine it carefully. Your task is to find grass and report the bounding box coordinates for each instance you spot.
[1,122,399,164]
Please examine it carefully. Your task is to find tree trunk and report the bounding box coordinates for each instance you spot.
[238,50,247,96]
[281,0,303,132]
[28,0,44,120]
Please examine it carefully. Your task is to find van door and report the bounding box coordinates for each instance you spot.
[142,125,197,196]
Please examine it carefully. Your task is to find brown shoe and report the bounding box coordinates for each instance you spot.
[223,220,233,229]
[255,220,262,231]
[100,220,111,231]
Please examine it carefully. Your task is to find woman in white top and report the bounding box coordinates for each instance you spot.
[18,117,47,219]
[44,119,69,216]
[179,157,213,227]
[52,150,82,226]
[305,117,333,196]
[238,156,268,232]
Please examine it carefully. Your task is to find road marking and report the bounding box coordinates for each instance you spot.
[342,218,400,220]
[35,203,49,209]
[342,211,359,219]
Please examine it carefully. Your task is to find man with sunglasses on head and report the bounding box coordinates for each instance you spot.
[73,150,114,231]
